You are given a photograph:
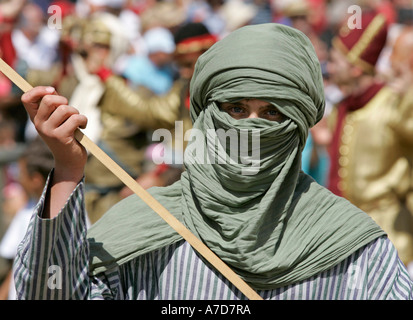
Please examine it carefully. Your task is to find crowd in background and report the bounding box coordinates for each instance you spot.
[0,0,412,299]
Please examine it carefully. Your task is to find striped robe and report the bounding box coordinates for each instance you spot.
[13,178,413,300]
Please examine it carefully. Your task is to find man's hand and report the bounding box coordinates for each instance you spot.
[21,86,88,218]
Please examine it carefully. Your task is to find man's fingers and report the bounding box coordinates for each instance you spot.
[35,94,70,124]
[21,86,61,119]
[42,105,85,131]
[21,86,55,105]
[21,86,86,142]
[52,113,88,141]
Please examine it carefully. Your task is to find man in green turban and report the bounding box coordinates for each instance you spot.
[16,23,413,299]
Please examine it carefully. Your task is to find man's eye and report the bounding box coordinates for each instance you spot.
[267,109,279,116]
[265,108,285,122]
[221,104,244,114]
[231,106,244,113]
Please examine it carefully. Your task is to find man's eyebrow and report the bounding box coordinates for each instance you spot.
[221,101,279,111]
[221,101,245,106]
[262,104,278,109]
[223,101,274,108]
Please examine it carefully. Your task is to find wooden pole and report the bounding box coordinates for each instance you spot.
[0,58,263,300]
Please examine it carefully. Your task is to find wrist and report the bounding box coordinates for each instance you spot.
[43,168,84,219]
[53,165,84,186]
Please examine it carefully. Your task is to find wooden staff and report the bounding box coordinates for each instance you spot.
[0,58,263,300]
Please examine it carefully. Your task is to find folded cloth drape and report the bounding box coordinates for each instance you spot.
[88,23,385,290]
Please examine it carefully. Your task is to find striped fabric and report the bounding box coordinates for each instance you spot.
[14,178,413,300]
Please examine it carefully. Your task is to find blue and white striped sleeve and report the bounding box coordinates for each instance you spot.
[367,236,413,300]
[13,171,112,300]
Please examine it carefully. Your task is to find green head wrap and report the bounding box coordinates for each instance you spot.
[189,23,325,148]
[88,24,384,291]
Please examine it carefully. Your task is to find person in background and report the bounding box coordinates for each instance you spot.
[0,119,27,288]
[278,0,331,186]
[388,25,413,95]
[327,10,413,275]
[90,22,217,204]
[121,27,177,95]
[11,1,60,72]
[0,137,55,299]
[0,0,26,96]
[23,1,80,142]
[387,25,413,277]
[185,0,226,37]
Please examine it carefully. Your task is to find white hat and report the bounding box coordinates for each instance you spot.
[220,0,258,32]
[143,27,176,54]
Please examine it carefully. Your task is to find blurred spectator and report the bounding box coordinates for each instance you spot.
[276,0,331,185]
[69,10,129,144]
[186,0,227,37]
[388,25,413,94]
[121,27,177,95]
[0,137,55,300]
[78,0,142,57]
[277,0,329,64]
[0,0,28,139]
[0,118,27,289]
[219,0,258,37]
[139,0,186,34]
[0,2,28,279]
[23,1,80,142]
[388,26,413,277]
[327,9,413,274]
[88,23,217,207]
[11,1,60,71]
[117,3,144,55]
[0,0,26,71]
[306,0,328,34]
[376,0,413,78]
[249,0,274,25]
[393,0,413,25]
[83,0,127,16]
[0,119,27,227]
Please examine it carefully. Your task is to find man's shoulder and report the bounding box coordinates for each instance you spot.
[88,182,183,238]
[87,182,184,275]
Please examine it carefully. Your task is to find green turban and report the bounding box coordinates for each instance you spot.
[88,23,384,292]
[190,23,325,148]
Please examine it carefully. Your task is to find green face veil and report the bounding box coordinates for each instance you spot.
[88,23,385,291]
